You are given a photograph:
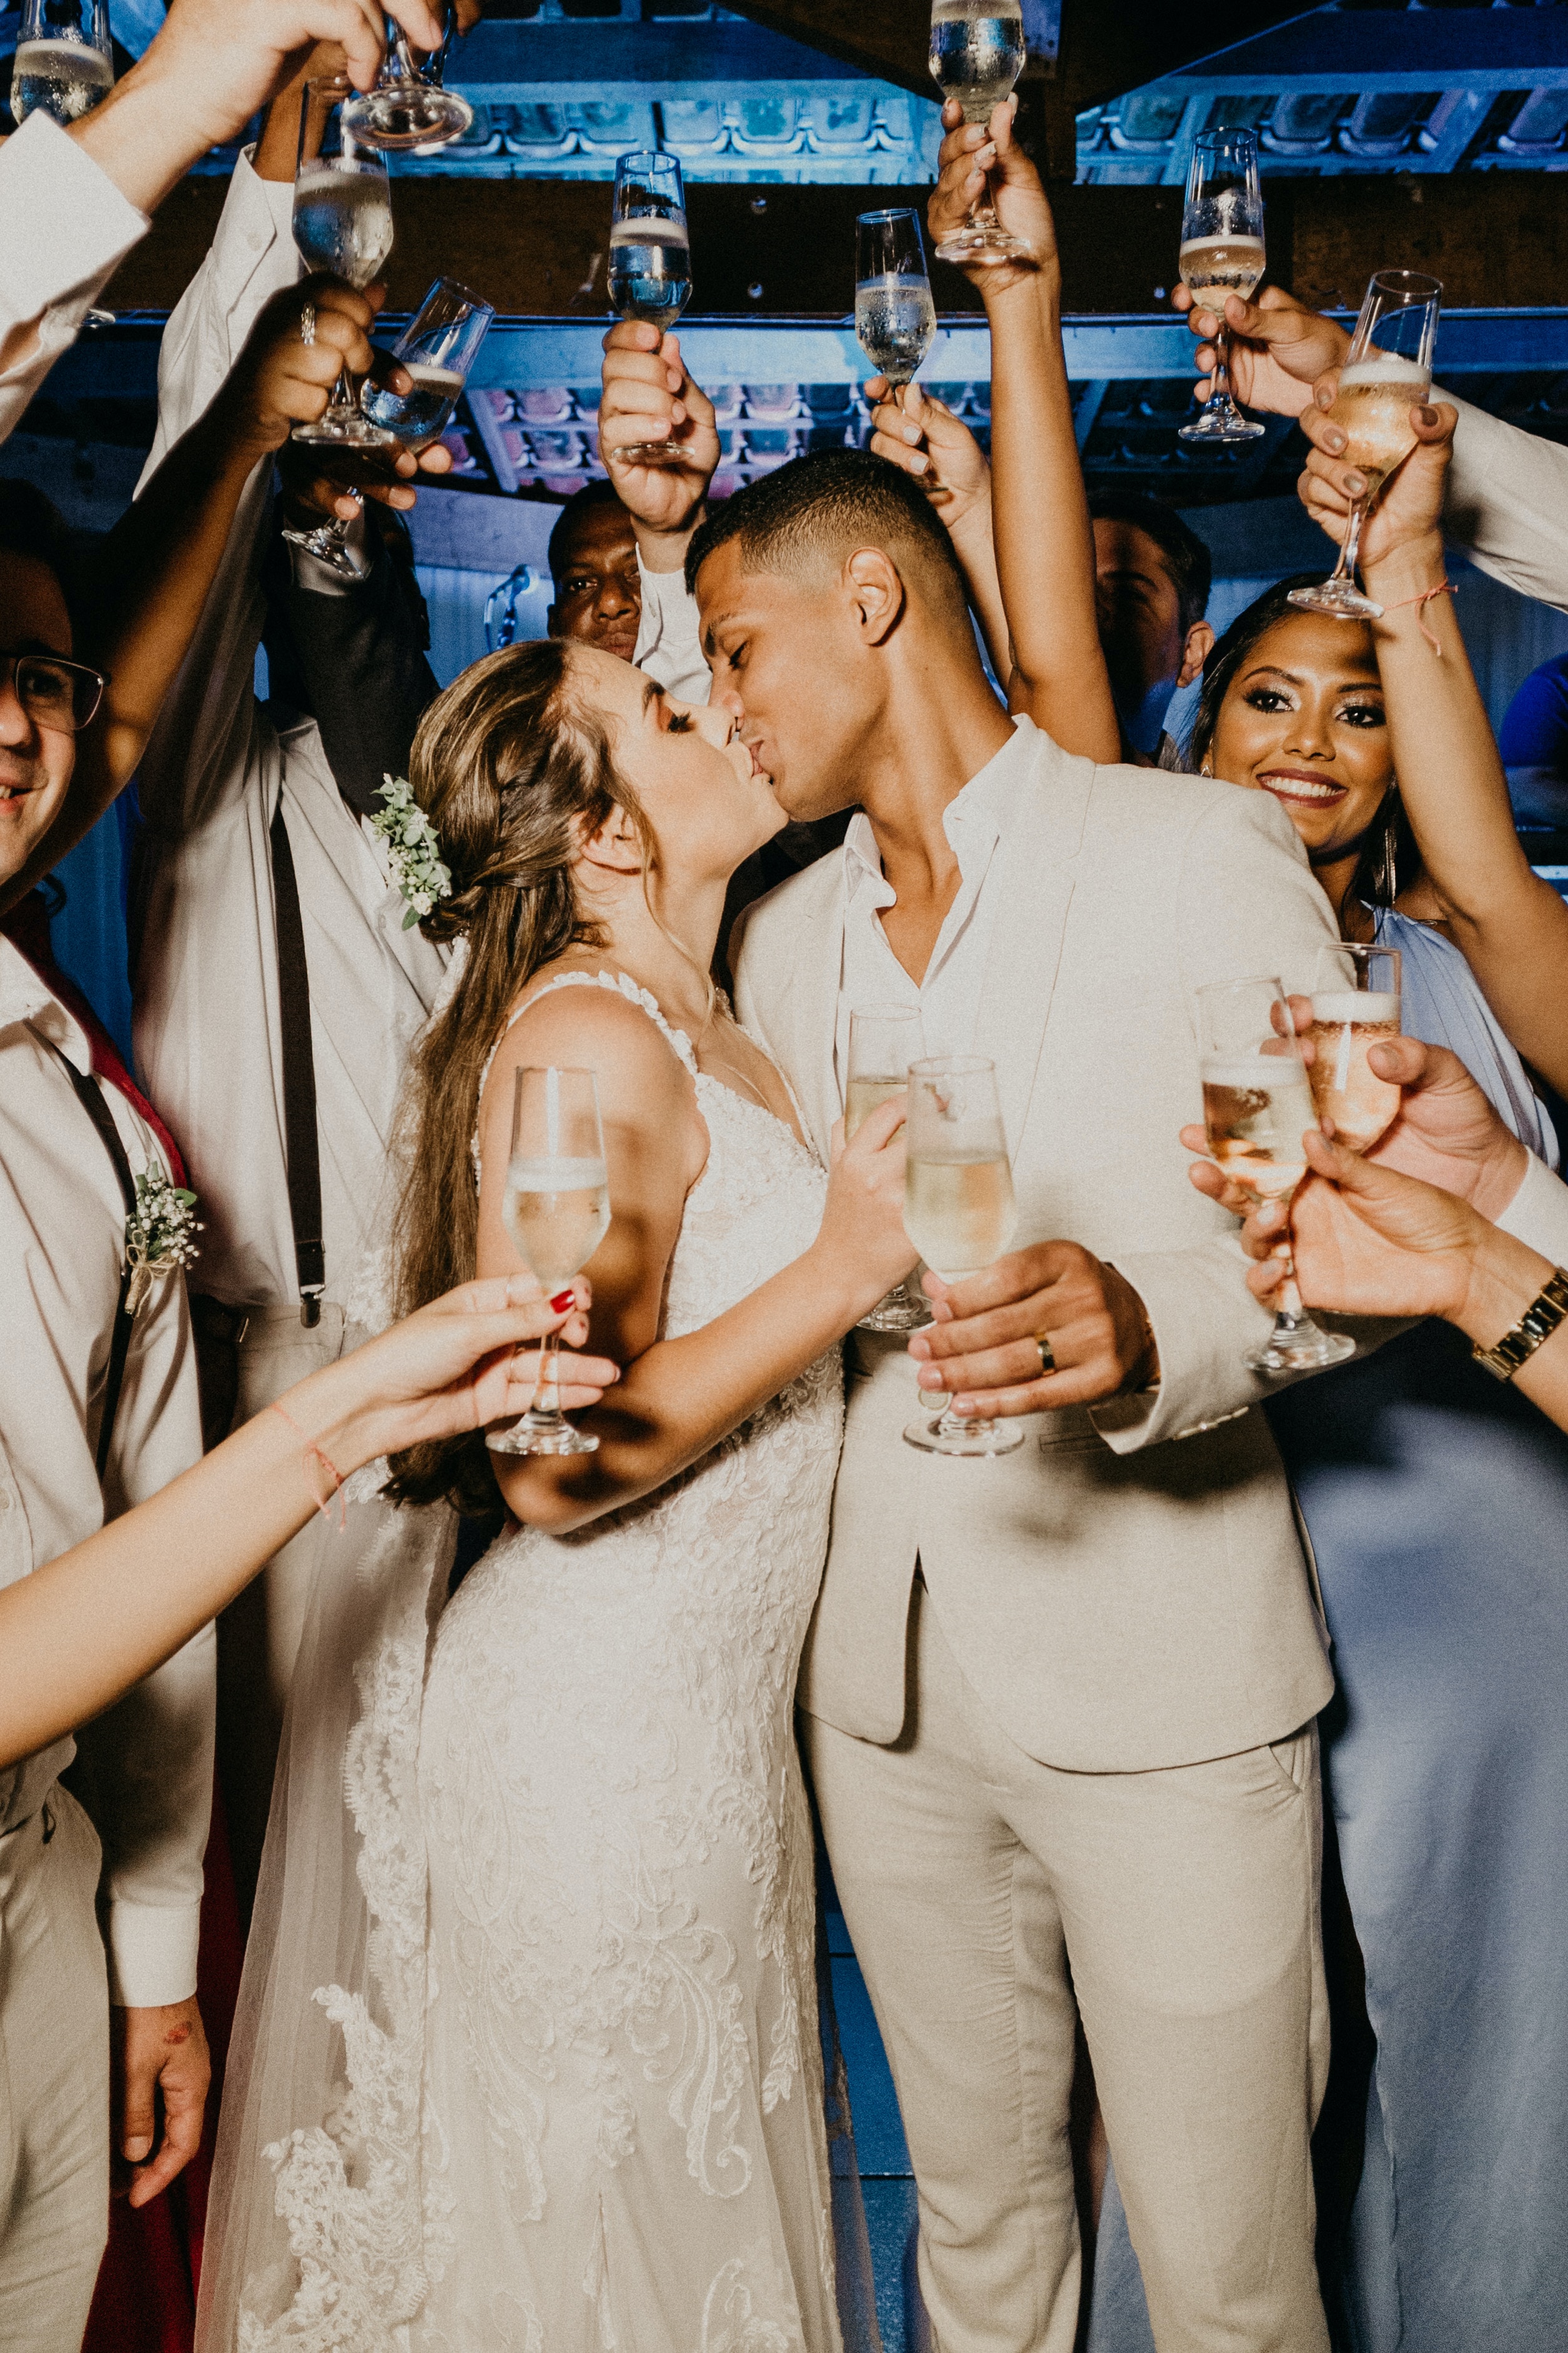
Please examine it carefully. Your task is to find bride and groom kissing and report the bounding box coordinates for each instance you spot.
[203,447,1343,2353]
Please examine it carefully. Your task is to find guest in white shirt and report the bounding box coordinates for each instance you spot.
[0,490,213,2349]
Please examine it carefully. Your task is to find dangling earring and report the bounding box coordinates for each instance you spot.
[1373,784,1401,906]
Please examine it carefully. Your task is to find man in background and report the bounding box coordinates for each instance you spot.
[546,479,641,661]
[1087,490,1213,763]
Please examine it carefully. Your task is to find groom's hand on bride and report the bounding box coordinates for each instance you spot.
[909,1244,1160,1418]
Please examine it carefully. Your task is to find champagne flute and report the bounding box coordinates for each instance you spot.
[608,151,692,464]
[847,1006,931,1333]
[928,0,1030,265]
[902,1055,1025,1457]
[10,0,111,126]
[855,211,937,412]
[1288,270,1441,620]
[286,274,495,575]
[1177,127,1266,446]
[1306,943,1403,1154]
[487,1067,611,1459]
[340,0,473,152]
[1197,976,1355,1375]
[288,74,397,462]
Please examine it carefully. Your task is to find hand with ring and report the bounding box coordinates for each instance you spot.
[909,1241,1156,1420]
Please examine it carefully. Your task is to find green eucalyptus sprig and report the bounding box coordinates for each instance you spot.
[369,774,452,931]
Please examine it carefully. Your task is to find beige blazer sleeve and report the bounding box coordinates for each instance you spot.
[1441,389,1568,616]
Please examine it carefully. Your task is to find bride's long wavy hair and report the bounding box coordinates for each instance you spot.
[385,639,655,1515]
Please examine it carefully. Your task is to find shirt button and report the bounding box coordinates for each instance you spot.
[0,1490,12,1512]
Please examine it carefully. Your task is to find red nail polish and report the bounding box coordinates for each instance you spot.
[550,1290,575,1312]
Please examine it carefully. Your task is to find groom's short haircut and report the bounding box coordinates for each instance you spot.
[684,449,970,627]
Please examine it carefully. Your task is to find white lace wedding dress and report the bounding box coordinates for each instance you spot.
[200,973,855,2353]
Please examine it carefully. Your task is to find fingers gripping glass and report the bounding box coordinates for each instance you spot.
[901,1056,1025,1457]
[1,650,106,732]
[927,0,1030,265]
[340,2,473,152]
[1306,943,1403,1154]
[288,275,494,578]
[486,1068,610,1459]
[1288,270,1442,622]
[608,151,692,465]
[855,211,936,411]
[288,76,396,463]
[1177,127,1266,446]
[846,1008,932,1332]
[1197,976,1355,1376]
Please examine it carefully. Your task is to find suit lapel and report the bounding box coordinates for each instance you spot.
[975,737,1095,1157]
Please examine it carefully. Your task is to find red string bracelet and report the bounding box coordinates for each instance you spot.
[1383,578,1456,655]
[270,1400,347,1531]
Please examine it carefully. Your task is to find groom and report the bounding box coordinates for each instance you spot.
[688,452,1341,2353]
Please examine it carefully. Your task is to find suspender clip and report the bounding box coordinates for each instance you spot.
[300,1287,324,1330]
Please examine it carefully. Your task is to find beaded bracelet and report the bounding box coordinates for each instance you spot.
[270,1400,347,1530]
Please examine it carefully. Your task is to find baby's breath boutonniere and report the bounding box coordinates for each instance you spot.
[370,773,451,930]
[125,1169,203,1314]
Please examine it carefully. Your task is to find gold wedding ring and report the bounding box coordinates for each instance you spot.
[300,301,317,348]
[1034,1333,1055,1375]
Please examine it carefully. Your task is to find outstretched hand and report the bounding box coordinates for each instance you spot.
[1297,381,1457,575]
[927,96,1057,295]
[599,321,720,541]
[863,378,992,531]
[1175,284,1350,419]
[1230,1129,1487,1325]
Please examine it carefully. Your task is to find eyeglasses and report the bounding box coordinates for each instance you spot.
[0,649,107,733]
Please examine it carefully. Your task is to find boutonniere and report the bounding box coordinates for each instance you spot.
[369,774,452,931]
[124,1170,203,1314]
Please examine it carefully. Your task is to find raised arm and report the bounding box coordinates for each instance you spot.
[599,321,722,702]
[925,99,1120,763]
[475,987,914,1533]
[862,382,1009,685]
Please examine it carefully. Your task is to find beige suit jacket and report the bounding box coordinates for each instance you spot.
[732,723,1344,1774]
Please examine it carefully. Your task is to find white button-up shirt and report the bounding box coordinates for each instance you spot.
[131,152,449,1310]
[0,110,147,448]
[633,555,713,706]
[832,717,1025,1097]
[0,940,212,2005]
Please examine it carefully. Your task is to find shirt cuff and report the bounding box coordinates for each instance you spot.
[104,1900,202,2009]
[0,111,147,361]
[1494,1149,1568,1266]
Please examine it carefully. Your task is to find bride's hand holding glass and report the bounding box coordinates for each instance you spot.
[815,1092,920,1317]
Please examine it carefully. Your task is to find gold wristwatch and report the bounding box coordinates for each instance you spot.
[1471,1265,1568,1382]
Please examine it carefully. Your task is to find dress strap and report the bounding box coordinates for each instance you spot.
[520,969,701,1078]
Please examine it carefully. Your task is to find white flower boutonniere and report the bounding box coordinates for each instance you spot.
[125,1169,204,1314]
[370,774,452,931]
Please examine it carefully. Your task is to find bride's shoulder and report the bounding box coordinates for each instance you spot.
[486,965,693,1114]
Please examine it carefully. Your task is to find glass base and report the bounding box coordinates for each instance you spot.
[1178,403,1266,445]
[341,84,473,151]
[934,224,1034,265]
[858,1289,933,1333]
[1286,577,1383,621]
[903,1409,1025,1457]
[1243,1324,1356,1377]
[613,437,686,465]
[486,1413,600,1456]
[291,410,396,450]
[280,523,364,581]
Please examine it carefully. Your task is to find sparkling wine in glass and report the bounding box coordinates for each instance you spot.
[928,0,1031,267]
[1306,943,1402,1153]
[11,0,111,126]
[487,1067,610,1459]
[1197,976,1355,1375]
[902,1055,1025,1457]
[1178,127,1266,446]
[847,1006,930,1334]
[341,1,473,152]
[855,211,937,409]
[288,74,396,474]
[608,150,692,465]
[1289,270,1441,621]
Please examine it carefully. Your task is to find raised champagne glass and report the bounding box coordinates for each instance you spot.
[902,1055,1025,1456]
[287,74,397,468]
[11,0,111,126]
[340,1,473,152]
[281,273,497,575]
[1288,269,1441,620]
[1197,976,1355,1375]
[847,1006,930,1333]
[1306,943,1403,1153]
[1178,126,1266,445]
[487,1067,611,1459]
[608,151,692,464]
[927,0,1031,267]
[855,211,937,412]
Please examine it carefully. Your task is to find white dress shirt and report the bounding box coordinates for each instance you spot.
[633,553,712,705]
[832,719,1020,1099]
[0,940,211,2006]
[0,110,147,448]
[131,152,448,1310]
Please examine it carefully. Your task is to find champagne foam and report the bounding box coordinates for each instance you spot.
[1339,357,1431,390]
[1311,992,1400,1026]
[1201,1058,1312,1092]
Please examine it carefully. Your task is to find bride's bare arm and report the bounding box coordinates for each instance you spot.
[477,989,914,1533]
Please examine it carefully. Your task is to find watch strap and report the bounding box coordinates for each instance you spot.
[1471,1264,1568,1382]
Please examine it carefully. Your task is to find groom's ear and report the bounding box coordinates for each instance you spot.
[843,547,907,647]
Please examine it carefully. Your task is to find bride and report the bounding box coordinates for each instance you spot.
[199,638,914,2353]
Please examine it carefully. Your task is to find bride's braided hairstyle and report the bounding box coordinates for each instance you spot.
[387,638,656,1513]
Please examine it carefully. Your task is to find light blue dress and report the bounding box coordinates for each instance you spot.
[1090,912,1568,2353]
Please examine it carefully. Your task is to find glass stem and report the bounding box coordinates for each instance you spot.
[1331,495,1369,586]
[1213,322,1235,409]
[529,1325,562,1421]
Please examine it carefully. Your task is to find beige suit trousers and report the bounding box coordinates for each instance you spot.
[804,1582,1330,2353]
[0,1787,109,2352]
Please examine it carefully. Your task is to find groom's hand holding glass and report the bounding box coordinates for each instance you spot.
[599,319,722,561]
[908,1244,1160,1420]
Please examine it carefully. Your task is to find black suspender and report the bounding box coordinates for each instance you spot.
[45,1042,137,1482]
[269,803,326,1328]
